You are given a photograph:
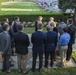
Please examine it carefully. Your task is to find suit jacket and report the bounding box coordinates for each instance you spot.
[9,26,14,48]
[13,31,30,55]
[0,26,3,33]
[46,31,57,52]
[68,24,76,44]
[35,21,42,31]
[13,21,18,33]
[31,31,47,53]
[0,31,12,55]
[35,21,38,31]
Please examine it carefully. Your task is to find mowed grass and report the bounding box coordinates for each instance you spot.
[0,68,76,75]
[23,27,46,34]
[0,1,52,15]
[72,51,76,62]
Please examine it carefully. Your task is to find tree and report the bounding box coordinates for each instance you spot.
[58,0,76,25]
[58,0,76,12]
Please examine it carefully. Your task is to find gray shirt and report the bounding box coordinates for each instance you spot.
[0,31,11,55]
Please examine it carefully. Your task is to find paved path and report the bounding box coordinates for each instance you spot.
[0,34,76,69]
[0,53,76,69]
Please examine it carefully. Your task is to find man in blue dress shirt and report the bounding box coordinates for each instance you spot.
[58,27,70,67]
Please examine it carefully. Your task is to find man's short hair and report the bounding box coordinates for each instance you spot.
[53,27,58,32]
[18,24,24,30]
[68,19,73,24]
[63,27,68,32]
[14,17,19,21]
[9,22,13,26]
[37,23,43,29]
[46,25,52,31]
[4,18,8,22]
[38,16,43,19]
[50,17,54,20]
[2,24,9,31]
[59,18,63,22]
[1,21,5,26]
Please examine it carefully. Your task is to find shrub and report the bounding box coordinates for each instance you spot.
[0,13,69,22]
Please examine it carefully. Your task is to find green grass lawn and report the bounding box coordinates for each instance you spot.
[0,1,52,15]
[23,27,46,34]
[72,51,76,62]
[0,68,76,75]
[0,1,62,15]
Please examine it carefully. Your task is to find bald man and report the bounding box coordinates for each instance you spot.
[45,25,57,68]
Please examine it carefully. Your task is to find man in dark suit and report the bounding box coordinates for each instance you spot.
[13,24,30,74]
[35,16,43,31]
[13,17,20,33]
[66,19,76,61]
[9,22,15,55]
[45,25,57,68]
[0,24,12,72]
[31,23,46,72]
[0,22,4,33]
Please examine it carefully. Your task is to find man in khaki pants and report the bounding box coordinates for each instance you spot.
[58,28,70,67]
[17,54,28,73]
[13,24,30,73]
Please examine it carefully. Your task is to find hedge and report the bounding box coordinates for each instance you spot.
[0,13,69,22]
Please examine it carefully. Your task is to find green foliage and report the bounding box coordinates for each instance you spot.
[0,1,69,22]
[0,13,67,22]
[0,68,76,75]
[58,0,76,11]
[72,51,76,62]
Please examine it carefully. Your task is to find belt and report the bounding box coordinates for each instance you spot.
[61,45,68,46]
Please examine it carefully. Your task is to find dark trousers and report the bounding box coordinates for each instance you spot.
[45,51,55,67]
[2,54,11,70]
[32,52,43,71]
[66,43,73,60]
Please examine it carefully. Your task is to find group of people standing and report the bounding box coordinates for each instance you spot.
[34,16,76,71]
[0,16,75,73]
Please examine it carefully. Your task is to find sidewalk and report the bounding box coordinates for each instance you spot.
[0,51,76,69]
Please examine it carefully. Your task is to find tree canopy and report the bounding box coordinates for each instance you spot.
[58,0,76,12]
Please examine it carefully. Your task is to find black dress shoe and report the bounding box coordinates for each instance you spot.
[66,58,70,61]
[44,66,48,68]
[6,69,11,73]
[31,69,35,72]
[2,69,6,72]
